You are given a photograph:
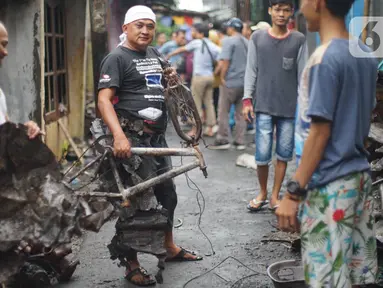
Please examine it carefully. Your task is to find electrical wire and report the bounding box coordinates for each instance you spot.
[179,151,270,288]
[230,273,264,288]
[182,256,266,288]
[180,156,214,256]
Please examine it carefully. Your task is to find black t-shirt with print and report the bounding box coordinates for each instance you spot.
[98,46,168,132]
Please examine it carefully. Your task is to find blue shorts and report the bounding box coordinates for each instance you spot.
[255,113,294,165]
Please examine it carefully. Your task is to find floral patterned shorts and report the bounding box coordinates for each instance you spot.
[299,172,378,288]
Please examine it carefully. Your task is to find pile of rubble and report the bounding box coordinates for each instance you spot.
[0,122,114,286]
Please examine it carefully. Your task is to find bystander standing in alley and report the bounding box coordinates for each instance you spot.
[155,32,167,49]
[210,18,248,151]
[276,0,379,286]
[209,29,222,123]
[159,30,187,73]
[242,0,307,212]
[242,21,254,40]
[167,23,221,137]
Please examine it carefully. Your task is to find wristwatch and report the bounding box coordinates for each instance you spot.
[286,180,307,199]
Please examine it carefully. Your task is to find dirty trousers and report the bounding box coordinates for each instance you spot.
[191,75,216,127]
[123,132,177,227]
[104,130,177,261]
[217,85,246,145]
[103,131,178,228]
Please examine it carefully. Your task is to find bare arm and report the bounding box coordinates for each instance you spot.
[214,60,223,76]
[220,59,230,84]
[98,88,124,138]
[166,46,187,59]
[98,88,131,158]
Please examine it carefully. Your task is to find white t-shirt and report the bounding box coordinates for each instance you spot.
[0,88,8,125]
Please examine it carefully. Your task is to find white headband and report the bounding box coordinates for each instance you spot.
[118,5,156,46]
[124,5,156,25]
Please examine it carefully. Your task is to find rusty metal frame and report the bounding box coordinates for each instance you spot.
[73,145,207,200]
[44,1,69,124]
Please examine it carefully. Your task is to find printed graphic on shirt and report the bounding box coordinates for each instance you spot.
[99,74,111,83]
[145,73,163,89]
[132,57,164,89]
[144,95,165,102]
[133,58,162,74]
[98,46,168,132]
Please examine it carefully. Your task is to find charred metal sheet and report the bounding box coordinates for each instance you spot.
[122,160,200,200]
[0,122,113,283]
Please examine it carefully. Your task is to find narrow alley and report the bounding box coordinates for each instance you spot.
[58,128,299,288]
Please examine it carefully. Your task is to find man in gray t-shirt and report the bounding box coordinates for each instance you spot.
[242,0,307,212]
[210,18,248,150]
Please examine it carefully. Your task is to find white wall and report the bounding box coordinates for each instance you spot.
[0,0,42,125]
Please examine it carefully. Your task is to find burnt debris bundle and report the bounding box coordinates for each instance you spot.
[0,122,113,285]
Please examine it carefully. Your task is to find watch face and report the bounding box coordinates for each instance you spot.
[287,181,299,194]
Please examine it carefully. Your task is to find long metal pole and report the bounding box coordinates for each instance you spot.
[129,147,197,157]
[74,160,201,199]
[121,161,201,199]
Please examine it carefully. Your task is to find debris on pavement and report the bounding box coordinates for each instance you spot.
[236,153,257,170]
[0,122,114,284]
[261,231,301,251]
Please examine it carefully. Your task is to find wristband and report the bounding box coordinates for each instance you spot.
[243,98,252,108]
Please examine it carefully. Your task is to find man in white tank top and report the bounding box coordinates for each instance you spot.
[0,21,41,139]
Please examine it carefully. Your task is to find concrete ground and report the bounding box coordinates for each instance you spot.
[58,127,298,288]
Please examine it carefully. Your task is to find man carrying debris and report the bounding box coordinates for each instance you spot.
[0,22,41,139]
[97,6,202,287]
[276,0,378,287]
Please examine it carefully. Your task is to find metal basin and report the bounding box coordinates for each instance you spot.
[267,259,307,288]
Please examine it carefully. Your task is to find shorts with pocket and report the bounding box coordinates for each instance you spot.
[255,113,294,165]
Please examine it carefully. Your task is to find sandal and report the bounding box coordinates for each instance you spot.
[247,199,269,212]
[203,127,216,137]
[268,204,280,212]
[125,267,156,287]
[165,247,203,262]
